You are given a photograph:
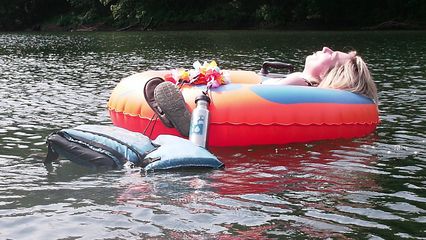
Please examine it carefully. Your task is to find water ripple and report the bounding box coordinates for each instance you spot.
[0,31,425,239]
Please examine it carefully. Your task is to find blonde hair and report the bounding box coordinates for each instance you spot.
[318,51,378,103]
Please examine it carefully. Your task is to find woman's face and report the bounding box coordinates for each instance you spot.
[303,47,352,80]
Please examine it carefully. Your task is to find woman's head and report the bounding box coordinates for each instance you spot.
[303,47,378,103]
[303,47,355,81]
[318,52,378,103]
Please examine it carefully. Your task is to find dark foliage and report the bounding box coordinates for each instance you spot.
[0,0,425,31]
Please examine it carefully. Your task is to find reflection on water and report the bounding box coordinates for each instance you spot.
[0,31,425,239]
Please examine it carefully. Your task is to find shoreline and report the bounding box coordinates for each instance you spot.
[3,20,425,33]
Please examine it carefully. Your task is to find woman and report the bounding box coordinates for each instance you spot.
[263,47,378,103]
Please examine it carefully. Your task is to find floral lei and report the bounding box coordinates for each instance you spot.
[164,60,230,89]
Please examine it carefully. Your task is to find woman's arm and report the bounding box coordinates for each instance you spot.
[262,72,309,86]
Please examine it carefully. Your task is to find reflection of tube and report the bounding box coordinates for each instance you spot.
[189,94,211,148]
[210,138,379,196]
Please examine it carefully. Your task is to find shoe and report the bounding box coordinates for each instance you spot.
[154,82,191,137]
[143,77,173,128]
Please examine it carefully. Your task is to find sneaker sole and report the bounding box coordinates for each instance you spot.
[154,82,191,137]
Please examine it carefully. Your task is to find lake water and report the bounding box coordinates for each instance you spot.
[0,31,425,239]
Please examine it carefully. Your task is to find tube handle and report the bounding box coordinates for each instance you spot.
[259,61,294,75]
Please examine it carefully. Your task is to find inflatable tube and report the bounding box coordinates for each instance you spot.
[108,70,379,147]
[45,125,223,171]
[144,135,224,171]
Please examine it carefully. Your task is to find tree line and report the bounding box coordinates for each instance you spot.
[1,0,425,31]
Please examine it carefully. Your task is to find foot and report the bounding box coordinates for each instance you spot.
[154,82,191,137]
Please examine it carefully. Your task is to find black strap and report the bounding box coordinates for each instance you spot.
[139,156,161,169]
[143,113,158,138]
[44,143,59,164]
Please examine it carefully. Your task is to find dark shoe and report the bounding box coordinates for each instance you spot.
[154,82,191,137]
[143,77,173,128]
